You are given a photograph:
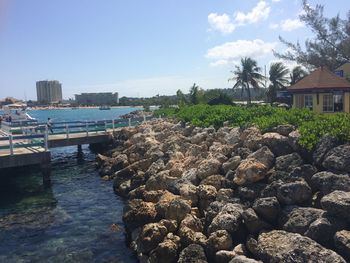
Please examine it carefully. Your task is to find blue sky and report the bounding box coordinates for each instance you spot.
[0,0,348,100]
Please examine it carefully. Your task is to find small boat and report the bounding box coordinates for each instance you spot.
[99,105,111,110]
[1,104,36,123]
[71,106,79,110]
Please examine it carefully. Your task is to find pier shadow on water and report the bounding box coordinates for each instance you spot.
[0,146,136,263]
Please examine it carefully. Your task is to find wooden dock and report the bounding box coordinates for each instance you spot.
[0,116,151,181]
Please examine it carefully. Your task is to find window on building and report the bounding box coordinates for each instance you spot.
[304,95,313,110]
[295,94,304,108]
[323,94,334,112]
[334,94,343,112]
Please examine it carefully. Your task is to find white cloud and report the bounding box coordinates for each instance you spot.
[234,1,271,25]
[270,18,304,31]
[206,39,277,66]
[208,1,271,34]
[271,0,281,2]
[208,13,236,34]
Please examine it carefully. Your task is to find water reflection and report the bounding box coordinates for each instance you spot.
[0,146,136,263]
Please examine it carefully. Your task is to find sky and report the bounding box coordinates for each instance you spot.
[0,0,349,100]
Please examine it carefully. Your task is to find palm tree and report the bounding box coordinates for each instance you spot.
[229,57,265,105]
[267,62,290,103]
[189,83,201,105]
[290,66,308,85]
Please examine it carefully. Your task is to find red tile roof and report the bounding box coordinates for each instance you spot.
[287,67,350,92]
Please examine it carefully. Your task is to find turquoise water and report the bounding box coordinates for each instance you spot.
[0,108,140,262]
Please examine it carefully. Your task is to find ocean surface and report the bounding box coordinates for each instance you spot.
[0,108,141,263]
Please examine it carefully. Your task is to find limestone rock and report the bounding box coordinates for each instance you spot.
[322,144,350,173]
[275,153,303,172]
[165,198,191,222]
[310,171,350,195]
[206,230,233,260]
[321,191,350,220]
[177,244,208,263]
[223,156,242,174]
[247,146,275,169]
[334,230,350,260]
[254,230,346,263]
[197,158,222,180]
[276,180,312,205]
[123,200,157,230]
[234,159,268,185]
[252,197,280,224]
[261,132,294,156]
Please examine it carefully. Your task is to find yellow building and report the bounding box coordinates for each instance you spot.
[287,67,350,113]
[335,62,350,80]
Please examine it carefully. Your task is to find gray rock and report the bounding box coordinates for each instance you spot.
[229,255,262,263]
[310,171,350,195]
[289,164,317,184]
[252,197,280,223]
[275,153,303,172]
[271,124,295,136]
[254,230,346,263]
[242,208,271,235]
[206,230,233,260]
[223,156,242,174]
[247,146,275,169]
[279,206,325,234]
[322,144,350,173]
[305,216,347,246]
[177,244,208,263]
[208,203,244,235]
[165,198,191,222]
[261,132,294,156]
[216,250,237,263]
[276,180,312,205]
[334,230,350,260]
[321,191,350,220]
[313,135,339,166]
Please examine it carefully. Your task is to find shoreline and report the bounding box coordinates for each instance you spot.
[97,119,350,262]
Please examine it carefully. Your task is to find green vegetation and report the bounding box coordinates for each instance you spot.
[155,104,350,150]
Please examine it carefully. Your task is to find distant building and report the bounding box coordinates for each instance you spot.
[75,92,119,106]
[287,67,350,113]
[36,80,63,104]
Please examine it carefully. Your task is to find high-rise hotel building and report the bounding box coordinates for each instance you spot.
[36,80,63,104]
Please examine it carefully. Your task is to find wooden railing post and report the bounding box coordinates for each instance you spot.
[112,119,115,132]
[143,115,146,123]
[44,125,49,151]
[66,124,69,139]
[104,121,107,132]
[9,134,14,155]
[128,118,131,127]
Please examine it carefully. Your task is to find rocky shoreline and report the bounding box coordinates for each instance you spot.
[96,119,350,263]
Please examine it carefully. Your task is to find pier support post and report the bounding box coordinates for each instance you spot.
[77,144,84,163]
[41,162,51,188]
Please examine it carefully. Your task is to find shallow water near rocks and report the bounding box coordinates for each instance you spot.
[0,146,137,263]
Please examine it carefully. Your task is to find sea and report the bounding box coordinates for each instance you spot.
[0,108,142,263]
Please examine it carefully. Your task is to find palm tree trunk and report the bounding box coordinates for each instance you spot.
[246,82,251,105]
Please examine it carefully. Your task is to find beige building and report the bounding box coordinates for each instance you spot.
[36,80,63,104]
[75,92,119,106]
[288,67,350,113]
[335,62,350,80]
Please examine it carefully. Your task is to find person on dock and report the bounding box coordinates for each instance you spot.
[47,118,53,134]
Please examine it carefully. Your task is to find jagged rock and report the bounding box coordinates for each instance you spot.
[270,124,295,136]
[276,180,312,205]
[155,192,178,218]
[234,159,268,185]
[229,255,262,263]
[247,146,275,169]
[310,171,350,195]
[313,135,339,166]
[159,219,178,233]
[165,198,191,222]
[321,191,350,220]
[208,203,243,235]
[242,208,271,235]
[177,227,207,247]
[240,127,262,151]
[197,184,217,214]
[275,153,303,172]
[216,250,237,263]
[145,171,179,191]
[305,216,347,246]
[191,131,208,144]
[136,222,168,253]
[322,144,350,173]
[206,230,233,260]
[177,244,208,263]
[334,230,350,260]
[223,156,242,174]
[181,168,199,185]
[179,183,198,206]
[238,183,266,201]
[123,200,157,230]
[252,197,280,224]
[289,164,317,184]
[197,158,222,180]
[288,130,301,151]
[253,230,346,263]
[149,233,180,263]
[216,188,235,202]
[279,206,325,234]
[235,147,253,159]
[261,132,294,156]
[200,175,226,190]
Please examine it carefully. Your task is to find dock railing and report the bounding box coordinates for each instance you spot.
[0,115,154,155]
